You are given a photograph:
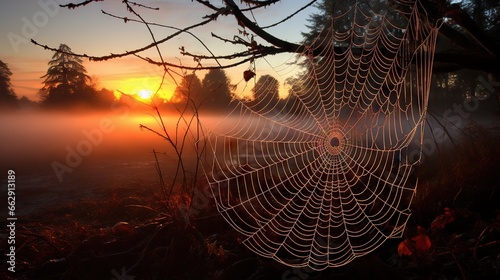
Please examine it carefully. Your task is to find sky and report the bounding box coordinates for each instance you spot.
[0,0,317,102]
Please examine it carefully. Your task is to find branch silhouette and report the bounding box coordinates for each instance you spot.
[37,0,500,73]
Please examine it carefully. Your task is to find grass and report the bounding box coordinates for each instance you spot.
[1,124,499,280]
[412,123,500,222]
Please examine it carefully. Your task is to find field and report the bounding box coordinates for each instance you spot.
[1,113,499,280]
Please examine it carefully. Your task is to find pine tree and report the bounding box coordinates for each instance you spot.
[301,0,335,46]
[0,60,18,108]
[40,44,92,106]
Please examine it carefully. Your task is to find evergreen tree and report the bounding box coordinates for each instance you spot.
[201,68,233,110]
[40,44,93,106]
[0,60,18,109]
[301,0,334,46]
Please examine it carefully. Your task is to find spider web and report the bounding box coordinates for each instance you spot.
[205,0,439,270]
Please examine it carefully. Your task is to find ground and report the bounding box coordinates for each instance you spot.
[1,124,500,280]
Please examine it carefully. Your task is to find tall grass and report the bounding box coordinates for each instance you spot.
[412,122,500,222]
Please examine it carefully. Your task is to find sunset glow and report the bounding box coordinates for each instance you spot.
[109,76,176,102]
[1,1,499,278]
[0,0,310,102]
[137,89,153,99]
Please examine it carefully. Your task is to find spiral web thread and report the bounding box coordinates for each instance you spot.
[205,0,439,270]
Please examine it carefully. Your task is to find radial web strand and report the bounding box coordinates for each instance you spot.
[205,0,439,270]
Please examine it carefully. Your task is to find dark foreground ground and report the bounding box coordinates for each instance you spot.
[1,124,499,280]
[1,183,498,280]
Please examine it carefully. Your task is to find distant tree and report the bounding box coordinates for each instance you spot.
[95,88,116,108]
[252,74,280,111]
[0,60,18,109]
[281,77,304,114]
[18,96,38,109]
[201,68,233,110]
[172,73,203,106]
[39,44,93,106]
[87,76,116,108]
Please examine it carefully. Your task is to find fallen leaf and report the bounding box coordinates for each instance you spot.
[431,207,455,233]
[397,226,432,256]
[398,239,413,256]
[111,222,134,236]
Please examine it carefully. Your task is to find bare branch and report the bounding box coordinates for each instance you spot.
[60,0,103,9]
[127,0,159,11]
[101,10,222,68]
[222,0,305,54]
[36,0,500,73]
[121,0,167,74]
[31,14,214,62]
[194,0,222,12]
[136,53,263,70]
[239,0,281,12]
[260,0,317,29]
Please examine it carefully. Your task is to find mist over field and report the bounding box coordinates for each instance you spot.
[0,110,211,214]
[2,102,498,216]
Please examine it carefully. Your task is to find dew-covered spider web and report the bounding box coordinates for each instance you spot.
[205,0,439,270]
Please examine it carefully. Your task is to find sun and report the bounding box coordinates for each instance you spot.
[137,89,153,99]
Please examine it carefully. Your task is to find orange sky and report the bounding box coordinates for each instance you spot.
[0,1,315,102]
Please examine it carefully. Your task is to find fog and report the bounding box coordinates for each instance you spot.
[1,110,211,215]
[1,104,498,215]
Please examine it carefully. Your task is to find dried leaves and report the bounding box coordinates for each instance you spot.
[431,207,456,233]
[207,241,227,262]
[398,226,432,256]
[243,70,255,81]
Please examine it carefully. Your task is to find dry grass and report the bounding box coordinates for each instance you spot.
[1,124,499,280]
[412,123,500,222]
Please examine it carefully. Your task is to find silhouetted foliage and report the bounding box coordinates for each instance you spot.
[18,96,38,109]
[460,0,500,38]
[40,44,92,107]
[300,0,500,111]
[94,88,116,108]
[252,74,280,111]
[201,68,233,111]
[39,44,116,108]
[33,0,500,74]
[0,60,18,109]
[172,73,203,107]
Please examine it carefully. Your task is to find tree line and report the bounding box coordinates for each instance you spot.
[0,43,285,112]
[5,0,500,112]
[0,60,20,110]
[0,44,116,111]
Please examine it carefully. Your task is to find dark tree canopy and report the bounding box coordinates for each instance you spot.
[172,73,203,106]
[0,60,18,109]
[201,69,233,111]
[40,44,92,106]
[252,74,280,111]
[39,44,114,108]
[462,0,500,34]
[171,70,234,111]
[18,96,37,108]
